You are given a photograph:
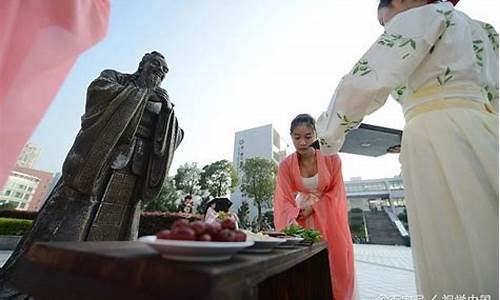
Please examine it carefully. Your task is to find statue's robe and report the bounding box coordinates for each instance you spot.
[0,69,183,290]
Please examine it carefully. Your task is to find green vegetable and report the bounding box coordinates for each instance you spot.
[281,224,322,243]
[216,211,231,221]
[281,224,303,236]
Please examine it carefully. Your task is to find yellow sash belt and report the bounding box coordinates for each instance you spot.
[404,84,496,122]
[405,98,496,121]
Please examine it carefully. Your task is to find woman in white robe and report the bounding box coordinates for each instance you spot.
[316,0,498,298]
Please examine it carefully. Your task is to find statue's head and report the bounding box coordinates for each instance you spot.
[137,51,169,88]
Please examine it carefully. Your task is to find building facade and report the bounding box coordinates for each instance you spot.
[231,124,290,217]
[16,143,41,169]
[0,166,53,211]
[345,175,405,214]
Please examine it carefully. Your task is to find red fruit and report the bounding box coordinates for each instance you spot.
[156,230,171,240]
[221,218,236,230]
[190,221,207,235]
[197,234,212,241]
[171,219,190,230]
[170,227,196,241]
[206,222,222,235]
[214,229,235,242]
[233,230,246,242]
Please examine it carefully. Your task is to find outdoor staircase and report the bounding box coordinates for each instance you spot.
[365,211,407,245]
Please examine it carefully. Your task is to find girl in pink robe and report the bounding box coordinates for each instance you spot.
[274,114,356,300]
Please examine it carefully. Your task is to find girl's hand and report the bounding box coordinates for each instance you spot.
[298,205,314,219]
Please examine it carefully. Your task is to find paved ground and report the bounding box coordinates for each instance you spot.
[0,245,417,299]
[354,244,417,299]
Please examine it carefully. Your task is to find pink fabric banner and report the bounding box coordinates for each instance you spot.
[0,0,110,187]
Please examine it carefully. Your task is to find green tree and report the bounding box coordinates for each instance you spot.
[236,200,250,229]
[200,160,238,197]
[143,178,180,212]
[197,196,211,214]
[262,210,275,230]
[174,162,201,196]
[240,157,277,231]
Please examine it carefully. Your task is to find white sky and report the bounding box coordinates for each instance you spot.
[29,1,499,181]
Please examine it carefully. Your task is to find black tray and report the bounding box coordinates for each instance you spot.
[339,123,402,157]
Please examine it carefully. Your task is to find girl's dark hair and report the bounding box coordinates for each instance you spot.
[378,0,392,9]
[290,114,316,134]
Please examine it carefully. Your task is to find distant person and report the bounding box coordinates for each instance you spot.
[204,202,218,224]
[203,198,239,229]
[315,0,498,297]
[179,195,194,213]
[274,114,357,300]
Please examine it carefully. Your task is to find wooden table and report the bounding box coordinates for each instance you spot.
[11,240,332,300]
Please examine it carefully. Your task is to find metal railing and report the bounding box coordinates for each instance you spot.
[383,207,408,237]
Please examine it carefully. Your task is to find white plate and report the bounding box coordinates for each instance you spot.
[243,237,286,253]
[138,236,254,262]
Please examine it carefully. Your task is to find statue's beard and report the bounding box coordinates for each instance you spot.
[137,72,162,88]
[145,73,161,88]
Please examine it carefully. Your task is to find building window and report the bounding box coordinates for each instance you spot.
[364,183,385,192]
[4,190,12,196]
[388,181,398,190]
[389,180,404,190]
[23,194,30,200]
[27,187,33,192]
[14,192,23,198]
[19,203,26,209]
[9,201,20,208]
[346,184,364,193]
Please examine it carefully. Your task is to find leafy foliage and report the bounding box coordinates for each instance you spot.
[0,210,38,220]
[262,210,275,231]
[143,178,180,212]
[200,160,238,198]
[0,218,33,236]
[240,157,277,231]
[196,196,211,214]
[174,162,201,196]
[236,201,251,229]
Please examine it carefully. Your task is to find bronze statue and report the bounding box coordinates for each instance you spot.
[0,51,183,298]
